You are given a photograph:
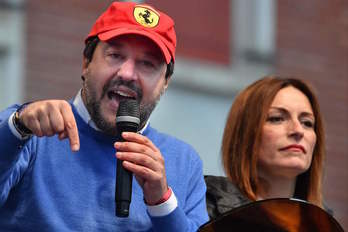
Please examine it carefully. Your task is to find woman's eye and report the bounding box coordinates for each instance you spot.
[302,120,314,128]
[267,116,284,123]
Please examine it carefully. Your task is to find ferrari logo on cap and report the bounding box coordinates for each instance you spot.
[134,5,159,28]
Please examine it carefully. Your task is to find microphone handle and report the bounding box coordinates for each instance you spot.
[115,122,138,217]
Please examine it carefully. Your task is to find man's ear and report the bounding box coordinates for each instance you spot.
[163,76,171,91]
[82,57,90,76]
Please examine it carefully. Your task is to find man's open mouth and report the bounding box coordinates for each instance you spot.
[107,89,137,102]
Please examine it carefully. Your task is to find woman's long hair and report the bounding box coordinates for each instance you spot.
[222,76,325,207]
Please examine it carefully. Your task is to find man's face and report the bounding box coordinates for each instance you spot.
[81,34,169,136]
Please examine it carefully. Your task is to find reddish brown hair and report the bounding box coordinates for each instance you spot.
[222,76,325,207]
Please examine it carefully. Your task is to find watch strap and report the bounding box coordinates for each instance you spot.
[12,102,33,137]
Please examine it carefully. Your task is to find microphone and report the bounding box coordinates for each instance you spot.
[115,99,140,217]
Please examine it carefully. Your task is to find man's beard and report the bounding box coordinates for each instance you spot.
[83,77,162,137]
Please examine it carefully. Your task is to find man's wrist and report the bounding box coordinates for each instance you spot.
[145,187,172,206]
[154,187,172,205]
[12,102,33,139]
[146,187,178,217]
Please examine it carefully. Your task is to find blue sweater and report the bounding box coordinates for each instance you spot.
[0,104,208,231]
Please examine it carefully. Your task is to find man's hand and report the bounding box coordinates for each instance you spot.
[114,132,168,205]
[18,100,80,152]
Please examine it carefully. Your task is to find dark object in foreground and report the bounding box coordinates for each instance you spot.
[198,198,344,232]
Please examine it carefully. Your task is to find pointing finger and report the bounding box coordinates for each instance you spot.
[60,103,80,152]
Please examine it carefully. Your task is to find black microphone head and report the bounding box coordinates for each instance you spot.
[116,99,140,126]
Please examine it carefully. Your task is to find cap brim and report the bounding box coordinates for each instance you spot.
[98,28,172,64]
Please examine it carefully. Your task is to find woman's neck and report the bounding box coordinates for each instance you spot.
[256,175,296,200]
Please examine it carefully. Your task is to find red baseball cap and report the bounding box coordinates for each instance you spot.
[86,1,176,64]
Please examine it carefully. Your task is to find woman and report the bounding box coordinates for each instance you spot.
[205,76,326,219]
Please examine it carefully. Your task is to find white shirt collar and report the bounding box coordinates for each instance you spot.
[73,89,148,134]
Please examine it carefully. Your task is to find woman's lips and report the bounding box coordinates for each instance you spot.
[280,144,306,154]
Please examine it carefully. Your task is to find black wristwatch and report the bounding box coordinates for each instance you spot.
[12,103,33,138]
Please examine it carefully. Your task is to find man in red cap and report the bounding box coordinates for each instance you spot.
[0,2,209,231]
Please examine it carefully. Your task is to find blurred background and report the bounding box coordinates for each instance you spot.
[0,0,347,229]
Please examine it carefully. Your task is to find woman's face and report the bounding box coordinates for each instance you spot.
[258,86,317,179]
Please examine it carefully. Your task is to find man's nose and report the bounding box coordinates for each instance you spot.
[117,59,137,81]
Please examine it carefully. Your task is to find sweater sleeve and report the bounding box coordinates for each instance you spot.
[149,153,209,232]
[0,105,32,205]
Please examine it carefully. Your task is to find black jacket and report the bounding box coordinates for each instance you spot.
[204,175,251,219]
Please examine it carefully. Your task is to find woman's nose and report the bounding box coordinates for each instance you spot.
[288,119,304,141]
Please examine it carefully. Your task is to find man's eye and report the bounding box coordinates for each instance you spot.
[140,60,155,68]
[109,53,122,59]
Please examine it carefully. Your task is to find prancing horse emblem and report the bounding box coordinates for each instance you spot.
[134,6,159,28]
[139,10,153,25]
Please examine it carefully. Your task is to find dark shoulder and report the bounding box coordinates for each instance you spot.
[204,175,251,219]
